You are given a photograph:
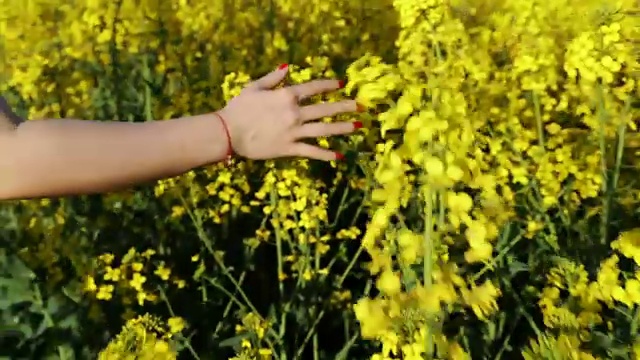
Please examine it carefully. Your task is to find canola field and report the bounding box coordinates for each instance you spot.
[0,0,639,359]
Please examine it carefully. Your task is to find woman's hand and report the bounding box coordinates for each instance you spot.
[217,64,362,161]
[0,65,361,200]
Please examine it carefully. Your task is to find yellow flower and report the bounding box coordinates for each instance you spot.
[153,340,170,353]
[84,275,97,292]
[173,279,186,289]
[154,263,171,281]
[377,269,402,296]
[167,317,186,334]
[353,298,390,339]
[612,228,640,265]
[258,348,272,356]
[171,206,185,218]
[130,273,147,291]
[447,191,474,228]
[465,221,487,247]
[99,314,178,359]
[464,242,493,263]
[303,269,312,281]
[98,253,115,265]
[396,228,422,265]
[448,341,471,360]
[131,262,144,272]
[137,291,148,306]
[460,280,501,321]
[104,266,121,281]
[96,284,114,301]
[142,249,157,258]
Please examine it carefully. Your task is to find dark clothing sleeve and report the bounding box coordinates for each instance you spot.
[0,96,23,127]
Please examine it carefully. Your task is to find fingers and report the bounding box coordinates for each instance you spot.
[286,143,342,161]
[245,64,289,91]
[292,121,360,139]
[287,79,342,100]
[285,121,362,161]
[298,100,359,123]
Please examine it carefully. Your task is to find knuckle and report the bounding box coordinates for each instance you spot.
[311,80,333,94]
[297,124,316,139]
[327,103,342,116]
[344,100,357,111]
[280,88,298,103]
[284,129,298,142]
[330,123,345,135]
[283,108,299,123]
[308,81,322,90]
[326,102,346,116]
[324,79,337,89]
[293,126,307,139]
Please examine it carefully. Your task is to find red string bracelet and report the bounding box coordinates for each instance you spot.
[213,112,234,165]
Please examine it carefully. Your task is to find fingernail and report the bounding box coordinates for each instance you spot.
[353,121,363,130]
[338,80,346,89]
[335,152,345,161]
[278,63,289,70]
[356,102,366,112]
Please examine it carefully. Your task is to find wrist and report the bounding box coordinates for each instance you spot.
[212,111,234,165]
[180,113,229,166]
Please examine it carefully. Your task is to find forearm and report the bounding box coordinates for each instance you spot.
[0,115,227,200]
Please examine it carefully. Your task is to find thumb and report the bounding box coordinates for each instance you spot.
[245,64,289,91]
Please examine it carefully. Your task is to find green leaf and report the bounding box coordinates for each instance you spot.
[218,333,250,348]
[33,318,50,338]
[507,258,529,277]
[61,282,83,304]
[0,324,27,340]
[590,331,613,349]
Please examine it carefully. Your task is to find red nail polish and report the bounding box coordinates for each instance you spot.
[353,121,363,129]
[356,103,366,112]
[338,80,345,89]
[335,152,345,161]
[278,63,289,70]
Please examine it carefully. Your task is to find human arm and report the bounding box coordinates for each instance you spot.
[0,65,360,200]
[0,109,228,200]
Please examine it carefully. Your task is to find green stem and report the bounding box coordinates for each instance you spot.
[312,228,321,360]
[423,186,434,357]
[532,92,545,148]
[291,224,368,358]
[212,272,247,338]
[270,188,288,360]
[611,99,631,202]
[596,84,609,245]
[324,198,366,277]
[157,286,201,360]
[330,179,352,229]
[472,230,522,282]
[334,329,359,360]
[179,195,279,351]
[630,306,640,335]
[293,281,372,360]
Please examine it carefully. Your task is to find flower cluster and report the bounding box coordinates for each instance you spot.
[84,248,185,308]
[342,0,639,358]
[98,314,185,360]
[0,0,639,358]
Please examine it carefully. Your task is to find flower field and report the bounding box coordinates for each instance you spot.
[0,0,639,359]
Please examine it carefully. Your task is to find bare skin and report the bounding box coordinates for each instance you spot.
[0,65,360,200]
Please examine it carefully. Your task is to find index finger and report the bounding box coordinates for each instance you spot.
[286,79,343,100]
[244,65,289,92]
